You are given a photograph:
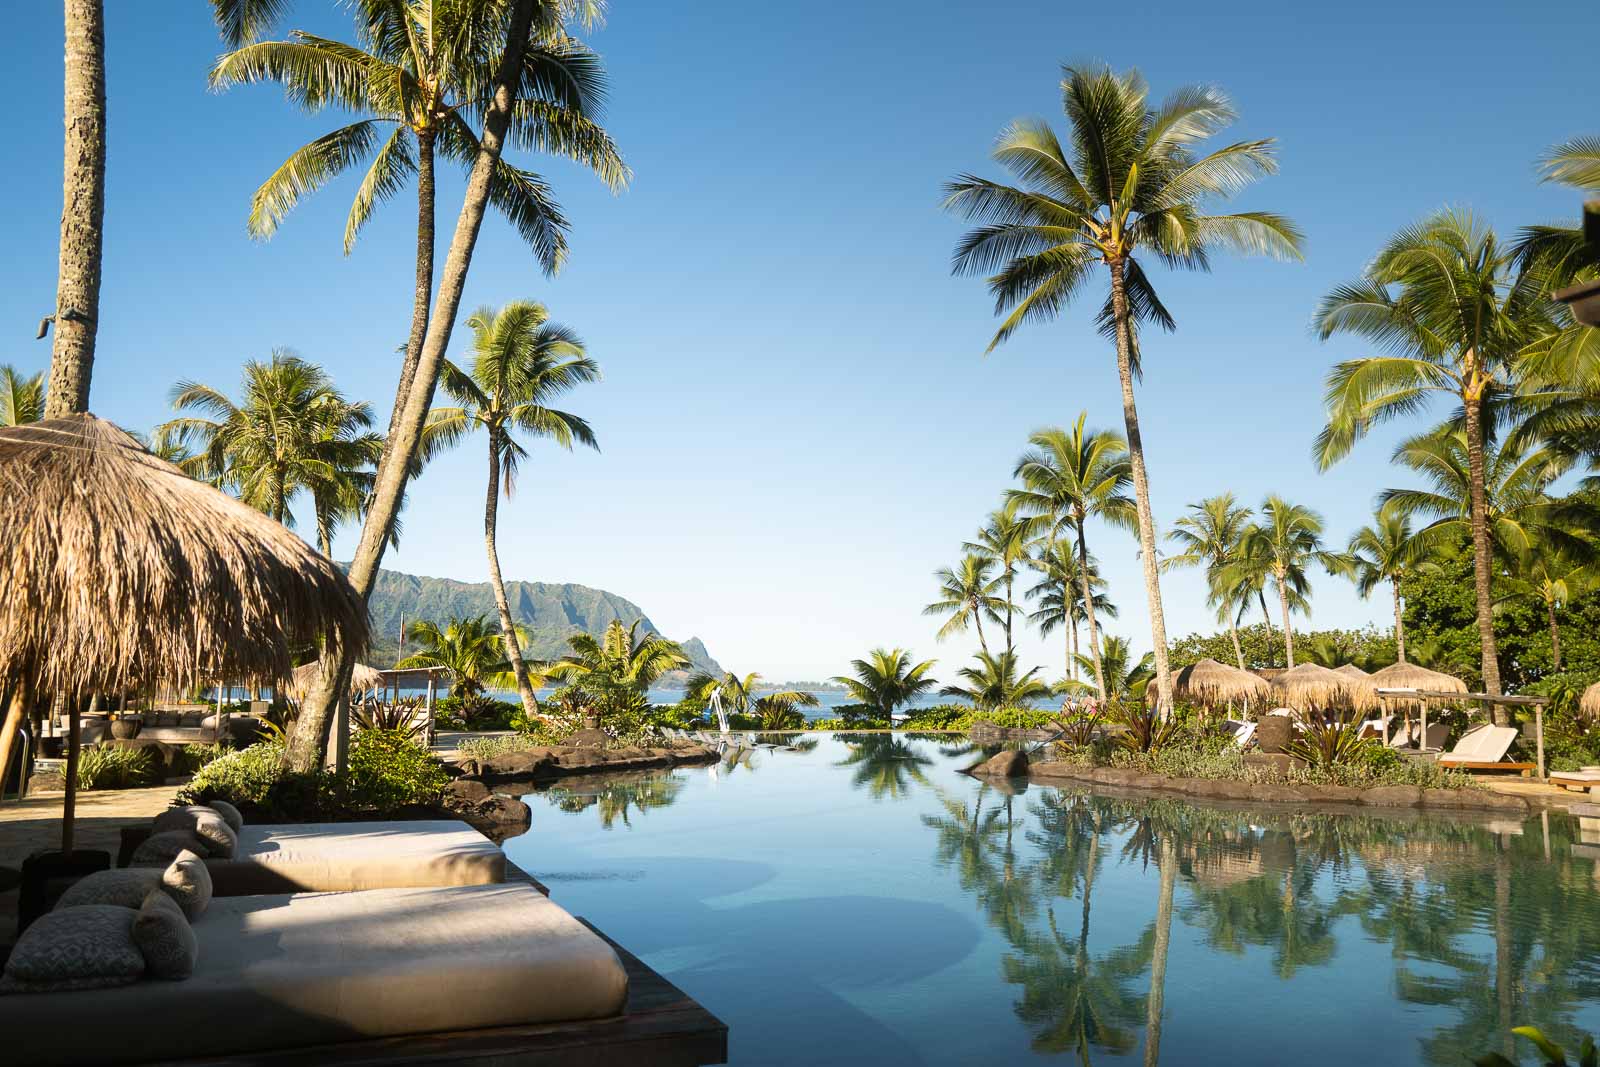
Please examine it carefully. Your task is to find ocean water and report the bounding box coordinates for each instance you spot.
[500,732,1600,1066]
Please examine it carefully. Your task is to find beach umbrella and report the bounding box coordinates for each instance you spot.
[1151,658,1271,711]
[0,415,366,851]
[1583,681,1600,719]
[1272,663,1358,712]
[1332,663,1380,713]
[1369,662,1468,711]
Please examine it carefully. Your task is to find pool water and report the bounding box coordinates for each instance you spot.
[500,733,1600,1065]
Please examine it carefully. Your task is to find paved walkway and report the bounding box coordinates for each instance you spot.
[1482,776,1594,810]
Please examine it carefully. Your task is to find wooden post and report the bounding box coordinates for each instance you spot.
[1535,702,1546,781]
[62,697,81,853]
[0,687,26,800]
[333,689,350,776]
[425,673,436,745]
[1420,703,1429,752]
[1380,697,1389,746]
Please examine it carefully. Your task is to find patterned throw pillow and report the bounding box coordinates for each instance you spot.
[162,849,213,920]
[205,799,244,833]
[56,868,164,911]
[151,806,236,858]
[0,905,144,994]
[132,891,197,979]
[130,829,209,867]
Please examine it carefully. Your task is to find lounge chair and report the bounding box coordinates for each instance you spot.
[1437,724,1535,774]
[2,883,629,1066]
[1386,721,1449,751]
[1225,720,1256,749]
[1551,770,1600,793]
[124,818,506,895]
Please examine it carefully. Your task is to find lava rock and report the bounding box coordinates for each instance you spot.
[968,749,1030,778]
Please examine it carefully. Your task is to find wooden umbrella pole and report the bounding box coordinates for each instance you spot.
[62,695,81,853]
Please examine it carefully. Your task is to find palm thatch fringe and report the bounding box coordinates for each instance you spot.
[1272,662,1361,712]
[1582,681,1600,718]
[288,660,384,702]
[1152,658,1271,709]
[1369,662,1468,711]
[0,414,367,696]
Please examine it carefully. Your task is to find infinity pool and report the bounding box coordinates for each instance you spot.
[500,733,1600,1065]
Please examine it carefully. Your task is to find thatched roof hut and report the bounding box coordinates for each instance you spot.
[1583,681,1600,718]
[1369,662,1468,710]
[288,660,384,702]
[1272,663,1358,712]
[1153,658,1271,709]
[1332,663,1380,712]
[0,415,366,694]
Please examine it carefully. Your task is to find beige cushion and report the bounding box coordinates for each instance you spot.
[152,806,236,858]
[130,829,209,867]
[0,905,144,994]
[132,891,196,980]
[205,820,505,895]
[205,799,243,833]
[56,868,163,912]
[0,884,628,1062]
[161,850,212,920]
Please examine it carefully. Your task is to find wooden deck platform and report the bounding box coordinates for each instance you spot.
[1438,760,1536,774]
[154,921,727,1066]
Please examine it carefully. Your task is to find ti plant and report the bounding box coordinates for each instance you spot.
[352,697,427,742]
[1110,703,1180,754]
[1283,711,1372,769]
[1477,1026,1598,1067]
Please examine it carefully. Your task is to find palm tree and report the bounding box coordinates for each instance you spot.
[944,64,1303,717]
[1074,635,1154,703]
[836,734,934,800]
[155,352,381,538]
[751,691,821,730]
[1234,496,1343,668]
[924,553,1005,655]
[965,503,1038,657]
[1025,541,1115,682]
[1164,493,1254,670]
[1314,210,1553,699]
[1496,547,1592,673]
[243,0,612,772]
[42,0,106,418]
[543,618,688,694]
[1345,503,1420,663]
[1009,414,1135,700]
[941,651,1052,710]
[209,0,624,438]
[420,300,599,722]
[0,366,46,427]
[397,614,521,698]
[683,671,815,729]
[830,648,940,720]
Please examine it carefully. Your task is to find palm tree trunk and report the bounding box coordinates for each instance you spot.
[1277,577,1295,668]
[973,605,991,657]
[483,434,541,721]
[1258,589,1275,650]
[1004,566,1015,659]
[1227,609,1246,671]
[1076,523,1107,700]
[286,0,541,773]
[1067,602,1078,682]
[383,128,437,441]
[1108,258,1174,718]
[1392,580,1407,664]
[1462,391,1504,711]
[45,0,107,418]
[1144,834,1176,1067]
[1547,600,1562,672]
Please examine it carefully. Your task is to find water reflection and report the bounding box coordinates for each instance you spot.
[835,733,935,800]
[534,770,686,829]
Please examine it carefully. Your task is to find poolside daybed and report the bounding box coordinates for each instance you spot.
[3,883,631,1066]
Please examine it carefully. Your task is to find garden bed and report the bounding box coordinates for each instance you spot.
[1027,761,1531,814]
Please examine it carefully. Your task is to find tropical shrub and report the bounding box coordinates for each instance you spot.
[434,695,519,731]
[1283,713,1373,769]
[174,743,229,776]
[177,742,313,815]
[352,697,427,741]
[77,746,162,790]
[1477,1025,1596,1067]
[345,730,449,813]
[177,737,449,820]
[1110,703,1181,754]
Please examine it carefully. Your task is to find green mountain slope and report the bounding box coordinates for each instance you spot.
[359,568,723,676]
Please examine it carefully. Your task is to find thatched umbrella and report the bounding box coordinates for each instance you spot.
[1153,658,1271,712]
[1368,662,1468,710]
[1332,663,1380,713]
[1272,663,1358,712]
[0,415,366,851]
[1583,681,1600,719]
[288,660,383,702]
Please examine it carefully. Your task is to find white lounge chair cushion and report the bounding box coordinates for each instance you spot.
[204,819,505,894]
[131,891,196,980]
[0,884,629,1064]
[205,799,244,833]
[1439,724,1519,764]
[152,806,237,858]
[0,905,145,994]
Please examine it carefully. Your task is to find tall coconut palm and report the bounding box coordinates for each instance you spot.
[940,651,1052,710]
[1025,541,1116,682]
[925,553,1006,655]
[1009,414,1136,700]
[209,0,625,439]
[1163,493,1253,670]
[156,352,381,537]
[830,648,940,720]
[1315,210,1553,700]
[965,503,1039,657]
[945,64,1303,717]
[396,614,521,697]
[42,0,107,418]
[1345,502,1419,663]
[0,366,46,427]
[1234,496,1343,668]
[420,300,599,722]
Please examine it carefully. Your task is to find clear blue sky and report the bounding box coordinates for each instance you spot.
[3,2,1589,682]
